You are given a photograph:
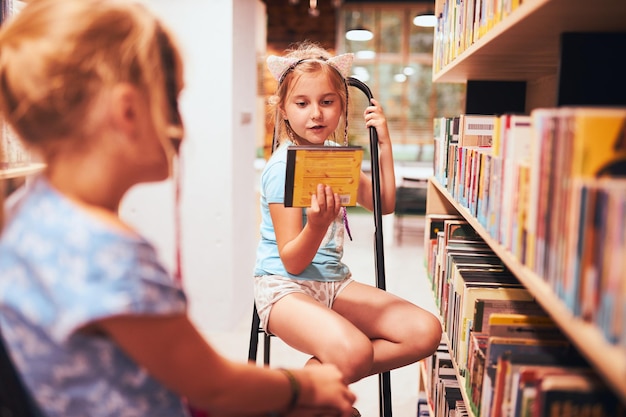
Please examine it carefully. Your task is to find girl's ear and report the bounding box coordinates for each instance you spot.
[110,83,140,137]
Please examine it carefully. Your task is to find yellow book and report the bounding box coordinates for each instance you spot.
[284,146,363,208]
[570,107,626,178]
[487,313,555,328]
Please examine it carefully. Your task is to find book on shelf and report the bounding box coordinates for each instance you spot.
[416,397,430,417]
[431,348,457,416]
[434,116,454,187]
[424,213,463,280]
[534,372,625,417]
[424,342,452,402]
[457,114,495,209]
[498,114,532,253]
[436,240,495,316]
[468,314,586,417]
[451,271,533,378]
[496,353,592,417]
[527,107,626,268]
[443,254,508,346]
[569,178,626,347]
[284,145,363,208]
[433,219,490,318]
[592,181,626,348]
[472,298,546,334]
[479,319,580,417]
[476,150,492,227]
[466,331,488,415]
[514,365,591,417]
[435,370,462,417]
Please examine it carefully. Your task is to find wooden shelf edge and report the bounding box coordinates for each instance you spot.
[418,360,435,417]
[433,0,626,83]
[0,163,45,180]
[428,177,626,403]
[434,0,550,83]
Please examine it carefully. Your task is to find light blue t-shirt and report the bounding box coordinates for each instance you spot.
[254,142,351,281]
[0,177,190,417]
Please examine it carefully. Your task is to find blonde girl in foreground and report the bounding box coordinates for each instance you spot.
[0,1,356,416]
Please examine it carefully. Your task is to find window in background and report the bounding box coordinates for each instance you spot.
[339,4,465,163]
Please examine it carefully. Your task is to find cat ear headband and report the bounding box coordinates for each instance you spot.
[267,53,354,153]
[267,53,354,84]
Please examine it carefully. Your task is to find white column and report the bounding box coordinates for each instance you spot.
[120,0,263,337]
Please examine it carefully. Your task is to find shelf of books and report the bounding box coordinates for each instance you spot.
[420,109,626,416]
[433,0,626,83]
[426,0,626,414]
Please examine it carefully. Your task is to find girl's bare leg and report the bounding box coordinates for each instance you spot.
[267,283,441,384]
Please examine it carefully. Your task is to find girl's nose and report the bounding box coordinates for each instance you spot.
[310,104,322,120]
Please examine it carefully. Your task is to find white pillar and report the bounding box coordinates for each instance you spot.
[120,0,263,337]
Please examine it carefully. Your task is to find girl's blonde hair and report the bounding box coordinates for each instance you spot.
[269,42,349,151]
[0,0,184,158]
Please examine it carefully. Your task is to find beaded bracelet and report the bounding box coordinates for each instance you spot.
[279,368,300,414]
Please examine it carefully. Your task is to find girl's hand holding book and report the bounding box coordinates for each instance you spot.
[306,184,341,231]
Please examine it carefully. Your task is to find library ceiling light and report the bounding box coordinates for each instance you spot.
[394,73,407,83]
[413,11,437,28]
[346,10,373,41]
[355,50,376,59]
[308,0,319,17]
[346,26,373,41]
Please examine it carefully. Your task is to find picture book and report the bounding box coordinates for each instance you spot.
[284,145,363,208]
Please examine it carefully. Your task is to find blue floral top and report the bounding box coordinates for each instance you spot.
[0,177,190,417]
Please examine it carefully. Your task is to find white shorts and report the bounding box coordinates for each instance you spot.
[253,275,354,333]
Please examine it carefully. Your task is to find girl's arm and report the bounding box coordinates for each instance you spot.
[97,314,355,416]
[270,184,340,275]
[356,98,396,214]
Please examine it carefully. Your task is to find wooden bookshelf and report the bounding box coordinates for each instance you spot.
[427,176,626,403]
[433,0,626,84]
[426,0,626,410]
[434,0,626,112]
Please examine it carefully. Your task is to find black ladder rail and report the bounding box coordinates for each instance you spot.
[346,77,392,417]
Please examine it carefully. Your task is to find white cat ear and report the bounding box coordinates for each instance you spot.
[266,56,300,81]
[267,52,355,82]
[327,53,354,78]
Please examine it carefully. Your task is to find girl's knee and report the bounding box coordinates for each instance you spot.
[417,312,443,355]
[326,336,373,383]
